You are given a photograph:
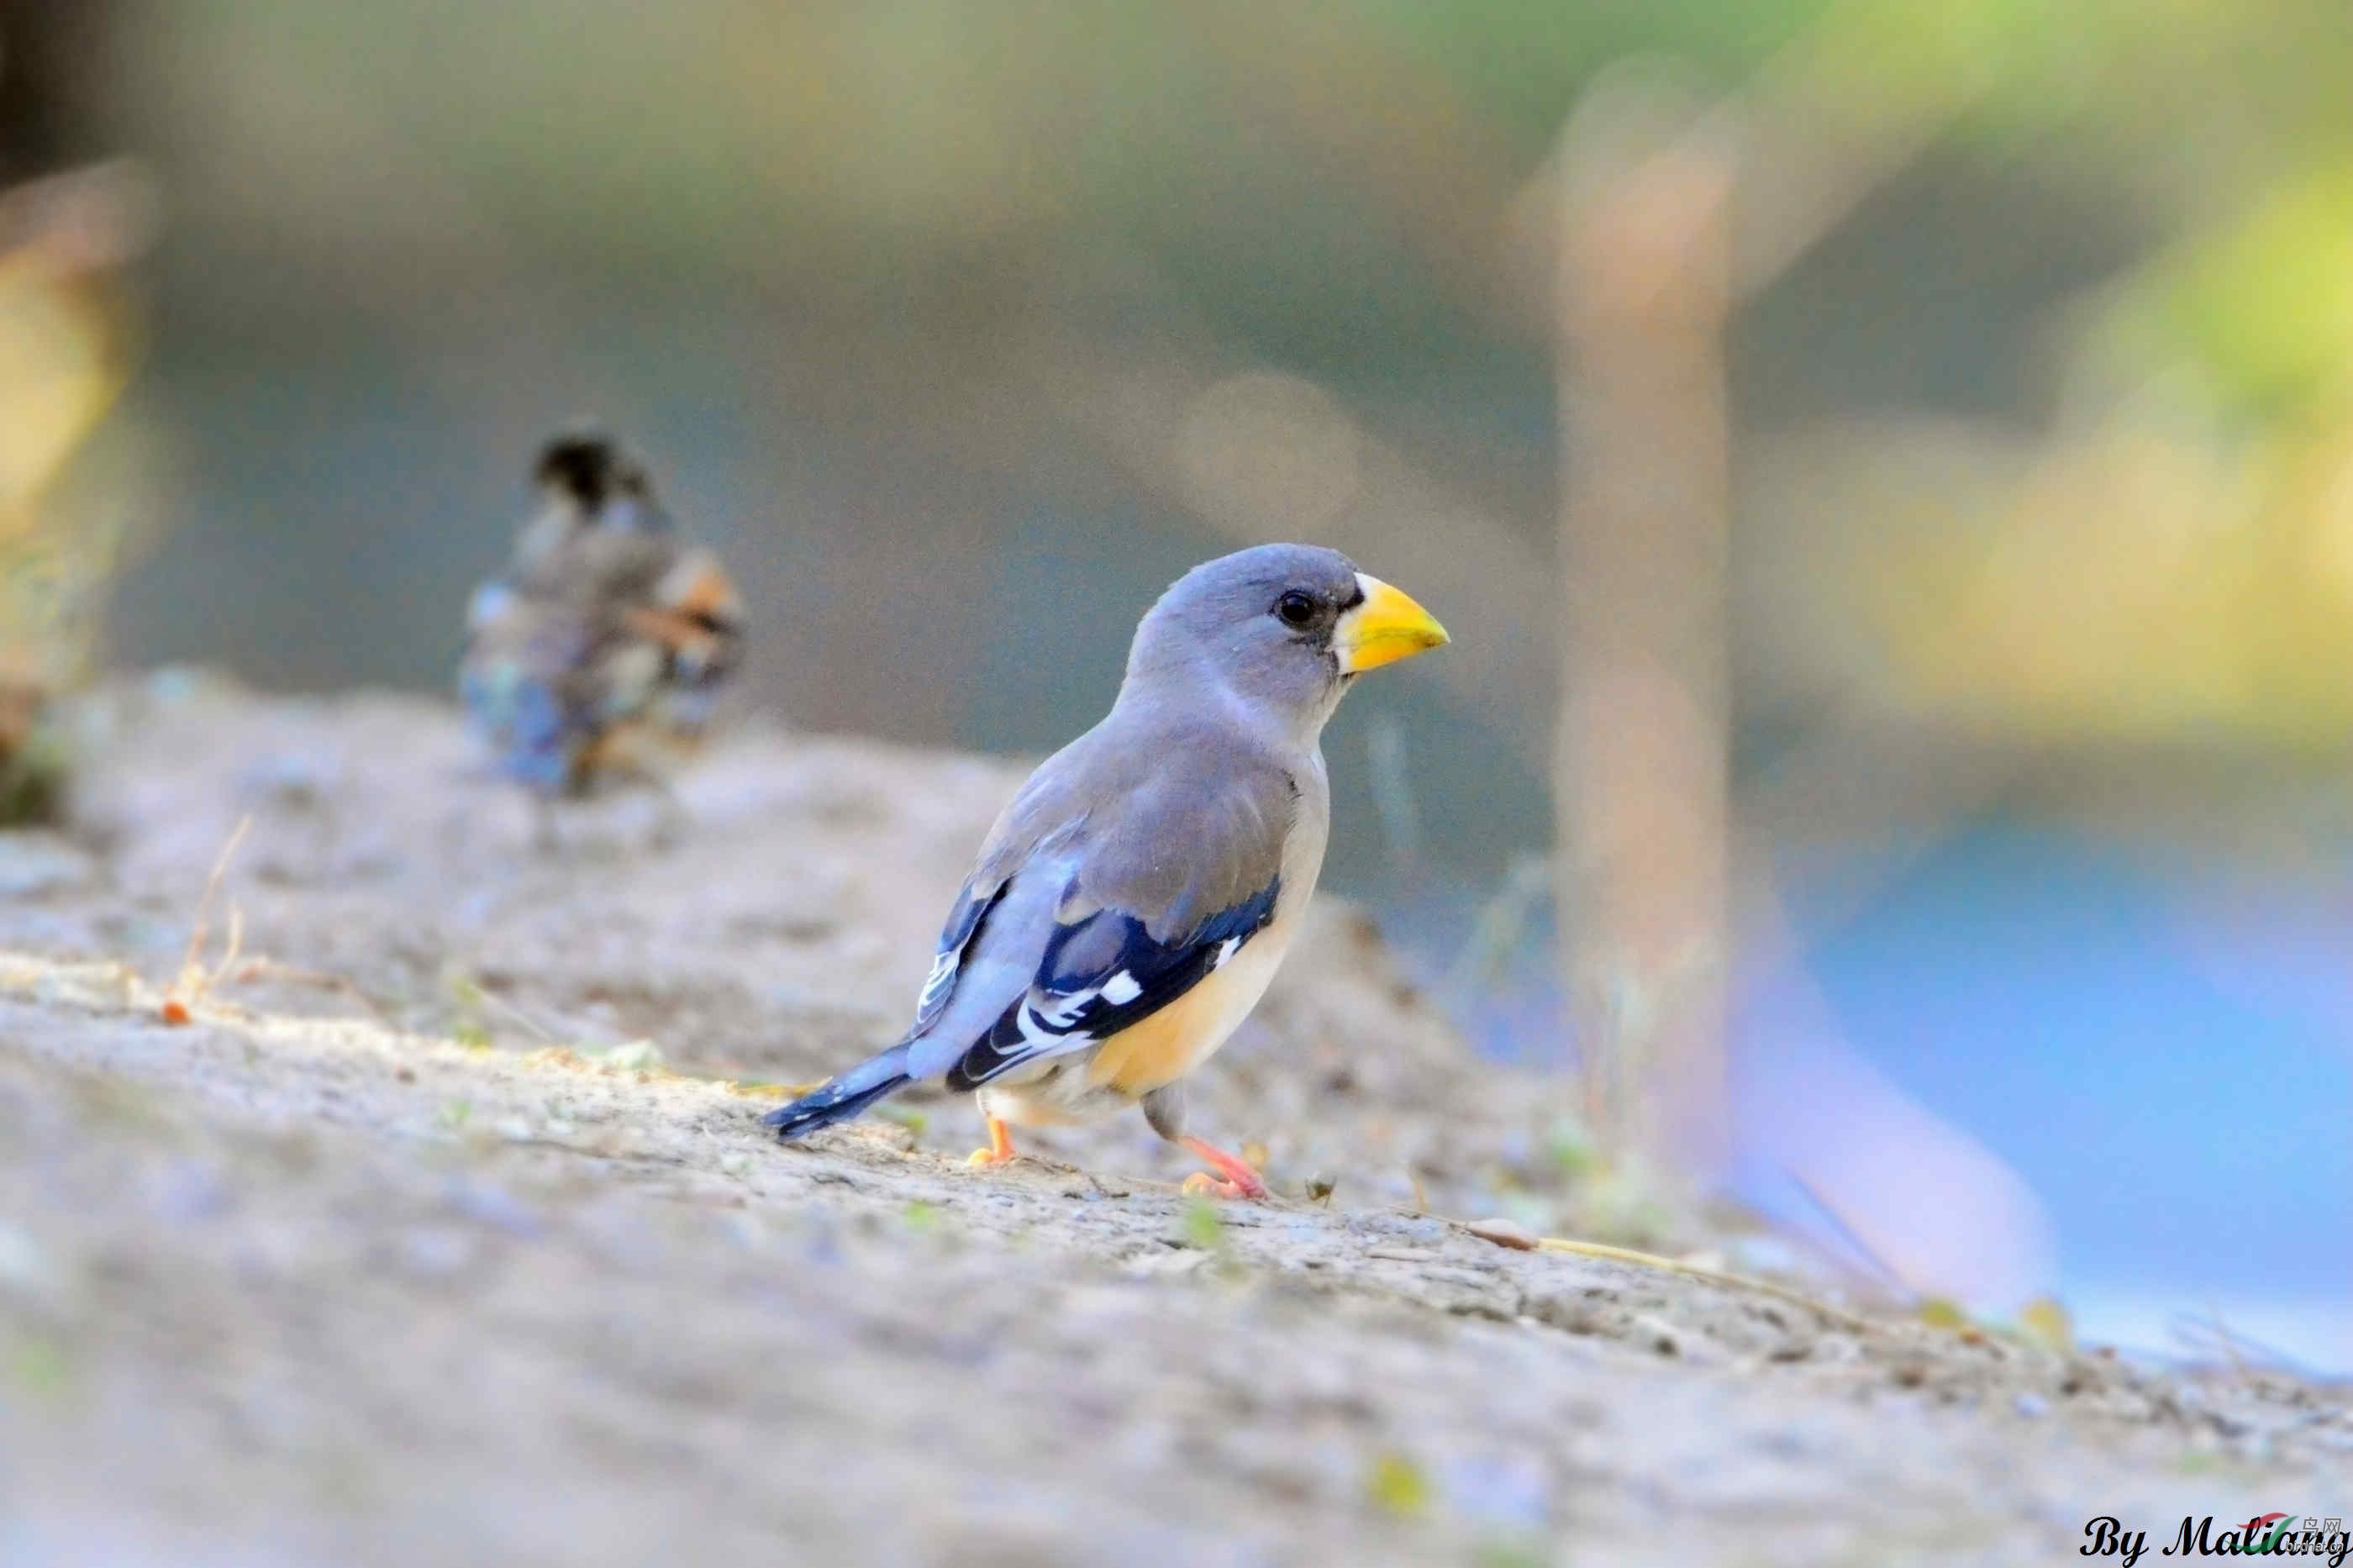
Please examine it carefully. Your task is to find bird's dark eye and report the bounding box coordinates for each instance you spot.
[1275,590,1318,629]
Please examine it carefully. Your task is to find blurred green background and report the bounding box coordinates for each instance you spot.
[5,0,2350,1364]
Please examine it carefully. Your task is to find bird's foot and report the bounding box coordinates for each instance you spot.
[1178,1136,1269,1201]
[642,776,688,853]
[966,1114,1017,1168]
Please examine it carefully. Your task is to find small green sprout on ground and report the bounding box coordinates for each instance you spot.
[1181,1196,1225,1250]
[592,1039,666,1073]
[1471,1542,1550,1568]
[1365,1451,1432,1519]
[2015,1296,2075,1355]
[1918,1298,1969,1330]
[875,1105,929,1137]
[7,1334,72,1400]
[1547,1118,1599,1181]
[445,972,490,1042]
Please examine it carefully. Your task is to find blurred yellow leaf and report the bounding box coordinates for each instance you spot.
[2107,160,2353,418]
[1829,398,2353,748]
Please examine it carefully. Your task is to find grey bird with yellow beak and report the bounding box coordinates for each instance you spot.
[764,544,1448,1197]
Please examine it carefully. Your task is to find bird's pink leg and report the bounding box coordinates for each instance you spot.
[1178,1135,1270,1201]
[966,1114,1017,1167]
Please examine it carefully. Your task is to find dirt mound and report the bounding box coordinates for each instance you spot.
[0,676,2342,1567]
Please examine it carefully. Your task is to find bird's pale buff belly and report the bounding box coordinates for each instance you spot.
[977,908,1303,1128]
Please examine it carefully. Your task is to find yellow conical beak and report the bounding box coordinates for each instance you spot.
[1334,573,1450,674]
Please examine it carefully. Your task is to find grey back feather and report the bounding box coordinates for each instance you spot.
[899,705,1301,1077]
[972,708,1297,942]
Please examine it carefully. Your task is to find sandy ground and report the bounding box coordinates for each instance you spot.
[0,676,2346,1568]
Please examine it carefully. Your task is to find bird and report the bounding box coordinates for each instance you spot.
[459,432,742,842]
[762,543,1448,1198]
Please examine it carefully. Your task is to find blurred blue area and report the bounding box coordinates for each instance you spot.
[1392,823,2353,1371]
[1787,826,2353,1305]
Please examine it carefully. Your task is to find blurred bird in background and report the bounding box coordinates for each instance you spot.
[459,431,743,846]
[0,160,152,823]
[765,545,1449,1198]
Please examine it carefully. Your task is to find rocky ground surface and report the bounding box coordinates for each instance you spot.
[0,676,2345,1568]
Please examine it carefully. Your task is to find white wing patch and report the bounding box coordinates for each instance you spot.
[916,950,959,1013]
[1013,967,1143,1039]
[1034,991,1093,1030]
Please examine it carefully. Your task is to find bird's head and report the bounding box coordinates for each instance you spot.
[1124,543,1449,741]
[531,431,665,530]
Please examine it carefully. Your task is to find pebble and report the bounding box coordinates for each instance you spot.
[1462,1216,1540,1250]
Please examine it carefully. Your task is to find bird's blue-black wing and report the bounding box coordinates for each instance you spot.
[906,877,1005,1037]
[942,877,1279,1092]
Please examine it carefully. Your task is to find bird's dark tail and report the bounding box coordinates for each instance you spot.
[761,1043,913,1141]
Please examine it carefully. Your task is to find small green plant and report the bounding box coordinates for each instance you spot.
[594,1039,665,1073]
[8,1334,71,1399]
[445,973,490,1044]
[1182,1197,1225,1250]
[1366,1451,1431,1518]
[1471,1543,1548,1568]
[1547,1119,1598,1181]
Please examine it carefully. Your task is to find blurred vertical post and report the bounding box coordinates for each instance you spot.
[1551,71,1734,1191]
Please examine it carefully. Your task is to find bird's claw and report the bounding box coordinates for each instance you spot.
[966,1115,1017,1169]
[1180,1169,1268,1202]
[1176,1134,1270,1201]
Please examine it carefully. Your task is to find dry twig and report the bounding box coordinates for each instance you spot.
[160,813,253,1023]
